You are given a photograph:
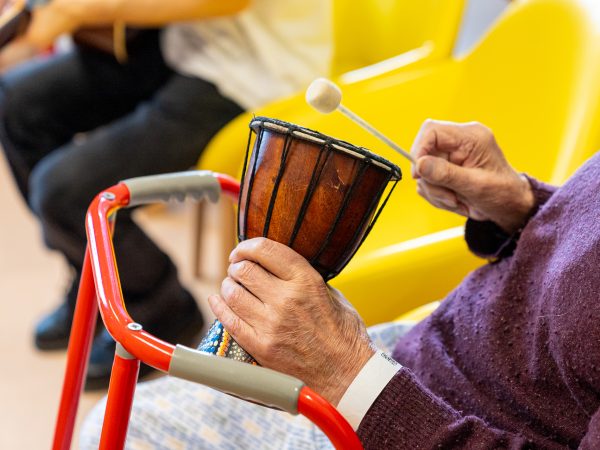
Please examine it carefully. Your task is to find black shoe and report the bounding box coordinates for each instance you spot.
[84,289,204,391]
[34,302,74,351]
[34,268,83,351]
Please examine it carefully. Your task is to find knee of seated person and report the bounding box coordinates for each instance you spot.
[0,81,8,117]
[0,73,49,140]
[28,159,85,224]
[0,82,14,133]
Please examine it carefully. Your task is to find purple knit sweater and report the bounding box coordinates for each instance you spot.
[358,152,600,449]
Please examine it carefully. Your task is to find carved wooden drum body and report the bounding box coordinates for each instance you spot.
[238,117,401,280]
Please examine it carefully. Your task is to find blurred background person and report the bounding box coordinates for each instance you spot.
[0,0,331,389]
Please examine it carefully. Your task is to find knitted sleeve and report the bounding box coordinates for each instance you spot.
[358,369,537,449]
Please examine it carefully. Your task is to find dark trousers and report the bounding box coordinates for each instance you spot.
[0,31,243,320]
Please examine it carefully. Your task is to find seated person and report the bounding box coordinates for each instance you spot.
[81,120,600,448]
[0,0,331,388]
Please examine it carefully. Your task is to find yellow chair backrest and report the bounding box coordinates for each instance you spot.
[331,0,466,74]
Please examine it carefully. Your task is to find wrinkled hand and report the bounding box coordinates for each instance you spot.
[208,238,375,406]
[411,120,535,234]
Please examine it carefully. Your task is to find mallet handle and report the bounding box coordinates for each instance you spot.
[338,104,414,164]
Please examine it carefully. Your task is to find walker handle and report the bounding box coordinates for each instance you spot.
[121,170,222,207]
[169,345,363,450]
[169,345,305,413]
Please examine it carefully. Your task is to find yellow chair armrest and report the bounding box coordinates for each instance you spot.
[395,301,441,324]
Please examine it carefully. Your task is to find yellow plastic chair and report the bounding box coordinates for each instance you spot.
[330,0,600,325]
[330,0,466,75]
[193,0,467,277]
[196,0,600,327]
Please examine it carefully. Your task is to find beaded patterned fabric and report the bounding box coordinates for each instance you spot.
[198,320,257,364]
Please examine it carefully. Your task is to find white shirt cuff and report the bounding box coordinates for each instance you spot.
[337,350,402,430]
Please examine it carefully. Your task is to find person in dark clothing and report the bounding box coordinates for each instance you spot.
[0,0,330,389]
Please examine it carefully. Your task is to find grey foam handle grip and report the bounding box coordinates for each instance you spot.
[169,345,305,414]
[122,171,221,207]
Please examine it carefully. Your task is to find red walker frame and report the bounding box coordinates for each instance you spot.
[51,171,363,450]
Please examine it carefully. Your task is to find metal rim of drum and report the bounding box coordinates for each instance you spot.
[249,117,402,181]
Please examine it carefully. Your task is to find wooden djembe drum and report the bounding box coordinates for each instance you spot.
[199,117,401,363]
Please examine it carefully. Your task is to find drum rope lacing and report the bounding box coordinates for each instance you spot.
[262,132,293,237]
[288,143,332,248]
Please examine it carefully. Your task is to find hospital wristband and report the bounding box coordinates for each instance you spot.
[337,350,402,430]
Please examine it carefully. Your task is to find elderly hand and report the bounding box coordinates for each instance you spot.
[208,238,375,406]
[411,120,535,234]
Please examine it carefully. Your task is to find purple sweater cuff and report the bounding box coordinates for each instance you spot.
[465,175,557,259]
[357,369,459,448]
[357,369,533,448]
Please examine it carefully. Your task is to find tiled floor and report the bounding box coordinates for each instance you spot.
[0,155,222,448]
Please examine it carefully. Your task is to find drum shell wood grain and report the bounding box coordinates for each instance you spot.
[238,129,393,280]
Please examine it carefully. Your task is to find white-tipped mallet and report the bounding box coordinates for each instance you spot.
[306,78,414,164]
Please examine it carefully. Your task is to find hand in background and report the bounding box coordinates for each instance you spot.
[0,0,18,14]
[23,3,79,49]
[0,1,38,72]
[208,238,375,406]
[0,1,75,73]
[0,38,39,72]
[411,119,535,234]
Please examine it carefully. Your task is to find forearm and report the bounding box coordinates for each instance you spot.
[58,0,250,27]
[25,0,249,47]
